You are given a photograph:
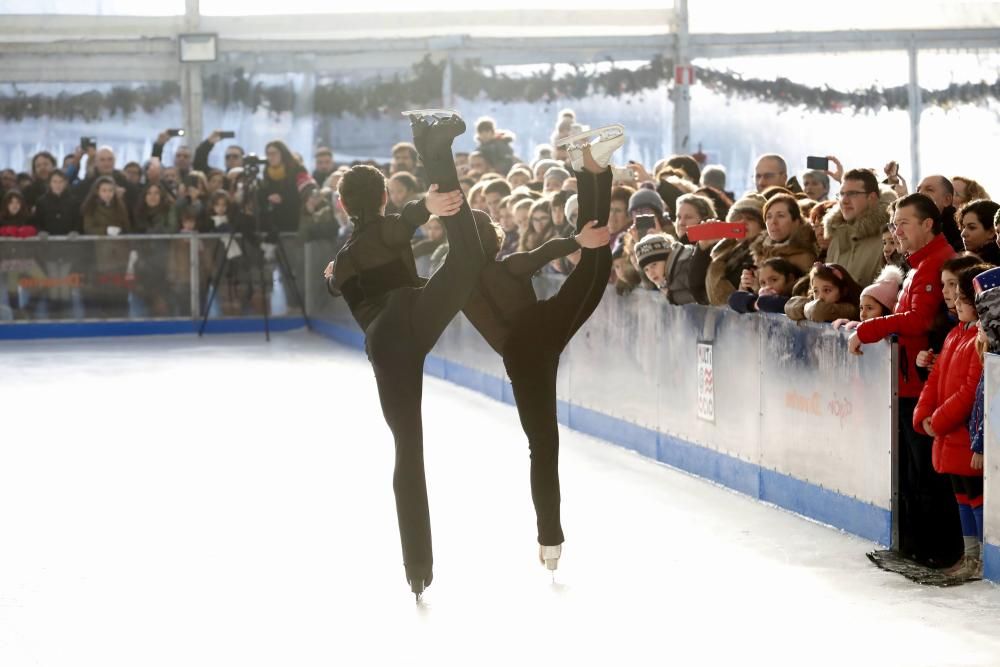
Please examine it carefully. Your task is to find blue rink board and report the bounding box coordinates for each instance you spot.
[0,317,307,340]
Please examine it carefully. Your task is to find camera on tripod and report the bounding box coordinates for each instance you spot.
[242,153,266,178]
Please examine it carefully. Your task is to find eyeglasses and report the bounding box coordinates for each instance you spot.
[836,190,870,200]
[225,153,241,160]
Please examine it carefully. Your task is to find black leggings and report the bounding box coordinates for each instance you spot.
[364,158,485,585]
[502,167,613,546]
[896,398,963,564]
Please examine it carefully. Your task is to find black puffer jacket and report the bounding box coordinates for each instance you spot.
[32,191,81,235]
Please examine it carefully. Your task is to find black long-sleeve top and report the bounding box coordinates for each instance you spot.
[463,237,579,355]
[329,198,431,331]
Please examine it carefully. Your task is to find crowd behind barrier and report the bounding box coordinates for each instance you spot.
[0,233,305,323]
[4,108,1000,583]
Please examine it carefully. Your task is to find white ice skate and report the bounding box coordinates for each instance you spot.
[556,124,625,171]
[539,544,562,573]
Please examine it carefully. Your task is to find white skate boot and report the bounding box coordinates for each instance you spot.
[556,124,625,172]
[539,544,562,572]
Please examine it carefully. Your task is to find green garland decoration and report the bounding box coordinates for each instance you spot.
[1,55,998,121]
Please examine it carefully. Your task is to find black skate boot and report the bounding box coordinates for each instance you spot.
[405,564,433,603]
[403,109,466,162]
[409,577,426,602]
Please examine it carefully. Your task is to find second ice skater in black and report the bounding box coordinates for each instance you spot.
[461,146,614,564]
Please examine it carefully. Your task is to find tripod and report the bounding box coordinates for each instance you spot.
[198,166,311,340]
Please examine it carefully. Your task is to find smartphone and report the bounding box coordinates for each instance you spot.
[167,128,186,137]
[806,156,829,171]
[80,136,97,150]
[634,214,657,237]
[610,165,632,182]
[686,221,748,242]
[218,131,236,139]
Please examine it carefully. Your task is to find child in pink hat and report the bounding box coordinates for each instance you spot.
[832,265,904,330]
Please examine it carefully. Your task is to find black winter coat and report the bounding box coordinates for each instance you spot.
[32,191,81,235]
[258,170,301,233]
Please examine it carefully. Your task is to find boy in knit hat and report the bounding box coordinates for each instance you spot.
[634,232,674,291]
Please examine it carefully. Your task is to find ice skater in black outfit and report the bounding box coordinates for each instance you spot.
[460,143,618,572]
[324,112,487,600]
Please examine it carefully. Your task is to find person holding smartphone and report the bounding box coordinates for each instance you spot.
[151,129,192,180]
[704,195,767,306]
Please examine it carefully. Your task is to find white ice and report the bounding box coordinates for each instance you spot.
[3,332,1000,667]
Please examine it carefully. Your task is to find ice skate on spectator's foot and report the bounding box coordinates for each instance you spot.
[556,124,625,172]
[539,544,562,572]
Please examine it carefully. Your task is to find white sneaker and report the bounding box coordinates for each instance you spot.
[539,544,562,571]
[556,124,625,171]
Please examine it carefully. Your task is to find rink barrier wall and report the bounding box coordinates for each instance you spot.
[0,317,306,340]
[983,355,1000,582]
[312,316,892,544]
[305,256,895,547]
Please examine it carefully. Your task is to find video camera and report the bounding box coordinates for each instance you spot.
[242,153,266,178]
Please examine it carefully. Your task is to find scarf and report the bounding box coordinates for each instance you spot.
[266,164,286,182]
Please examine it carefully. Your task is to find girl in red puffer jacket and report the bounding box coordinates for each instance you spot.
[913,264,986,579]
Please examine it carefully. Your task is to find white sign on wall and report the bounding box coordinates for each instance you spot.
[697,343,715,422]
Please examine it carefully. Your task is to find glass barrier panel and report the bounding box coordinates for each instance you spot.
[0,235,193,322]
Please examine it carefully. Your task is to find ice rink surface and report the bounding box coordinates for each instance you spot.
[4,331,1000,667]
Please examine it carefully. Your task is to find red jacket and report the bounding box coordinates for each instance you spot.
[856,233,955,398]
[913,322,982,476]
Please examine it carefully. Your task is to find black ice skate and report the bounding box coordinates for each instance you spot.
[403,109,466,160]
[409,576,427,603]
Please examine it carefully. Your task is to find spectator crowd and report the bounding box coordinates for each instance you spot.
[2,108,999,581]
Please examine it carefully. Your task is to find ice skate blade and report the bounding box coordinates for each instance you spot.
[555,123,625,150]
[556,124,626,171]
[402,108,463,120]
[409,576,427,602]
